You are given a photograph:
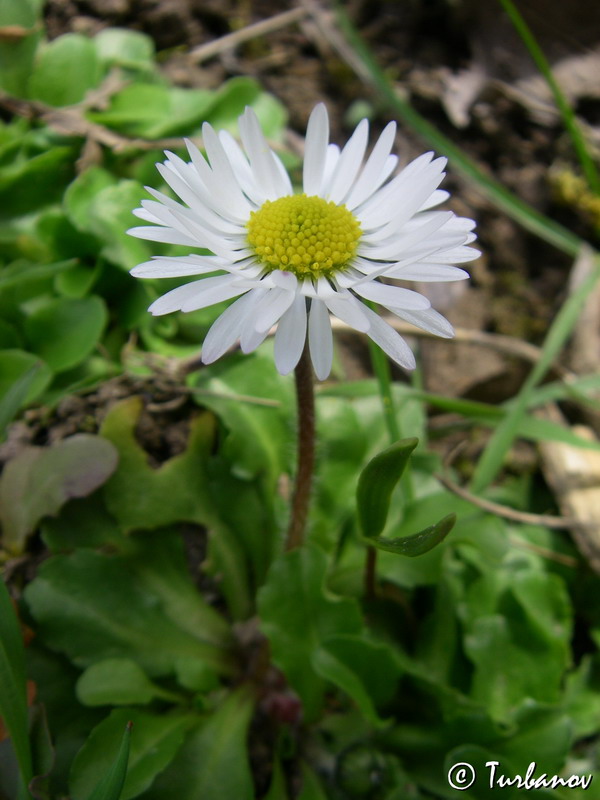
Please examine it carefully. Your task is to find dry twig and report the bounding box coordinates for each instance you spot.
[188,7,309,64]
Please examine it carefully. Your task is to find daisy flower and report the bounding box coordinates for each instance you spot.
[128,103,479,380]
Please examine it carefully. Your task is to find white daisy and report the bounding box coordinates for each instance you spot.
[128,103,479,380]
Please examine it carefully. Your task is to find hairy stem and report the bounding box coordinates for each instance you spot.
[285,344,315,550]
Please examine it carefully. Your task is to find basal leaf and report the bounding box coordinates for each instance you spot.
[356,438,418,540]
[71,710,190,800]
[76,659,179,707]
[141,689,255,800]
[94,29,155,72]
[0,434,118,554]
[24,532,233,678]
[258,544,363,720]
[28,33,102,107]
[0,0,41,96]
[84,720,132,800]
[0,147,74,220]
[191,351,294,488]
[100,396,216,531]
[0,358,46,439]
[24,296,108,373]
[312,635,400,726]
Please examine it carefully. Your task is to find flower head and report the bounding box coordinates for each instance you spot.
[128,104,479,379]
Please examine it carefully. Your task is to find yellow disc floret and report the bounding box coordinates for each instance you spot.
[246,194,362,279]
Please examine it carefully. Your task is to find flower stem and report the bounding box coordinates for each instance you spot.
[285,343,315,550]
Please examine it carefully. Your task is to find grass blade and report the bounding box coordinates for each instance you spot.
[499,0,600,195]
[86,721,132,800]
[0,578,33,799]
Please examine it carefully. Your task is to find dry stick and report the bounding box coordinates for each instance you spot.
[435,471,579,531]
[188,7,310,63]
[286,344,316,551]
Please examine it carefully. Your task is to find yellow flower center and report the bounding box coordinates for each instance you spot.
[246,194,362,279]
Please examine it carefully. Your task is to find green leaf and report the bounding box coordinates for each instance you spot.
[0,0,41,96]
[312,635,400,726]
[85,720,132,800]
[24,531,233,677]
[142,689,255,800]
[28,33,102,106]
[356,438,418,539]
[0,355,49,438]
[0,433,119,554]
[100,397,217,531]
[0,257,78,291]
[564,656,600,739]
[464,571,572,721]
[76,659,179,707]
[0,578,33,795]
[94,29,155,72]
[191,351,293,487]
[88,83,217,139]
[99,395,265,619]
[40,492,127,553]
[494,703,573,778]
[24,295,108,373]
[64,167,116,230]
[258,544,363,719]
[0,147,74,220]
[297,764,328,800]
[64,171,150,270]
[263,759,288,800]
[71,710,190,800]
[369,514,456,557]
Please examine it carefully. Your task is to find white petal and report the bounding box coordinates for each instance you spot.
[322,144,340,189]
[353,281,430,310]
[346,121,397,209]
[274,294,307,374]
[420,189,449,210]
[200,124,253,215]
[144,185,243,236]
[388,263,470,281]
[325,118,369,204]
[303,103,330,196]
[181,141,249,224]
[180,274,248,313]
[130,255,227,278]
[359,162,447,232]
[357,153,443,227]
[240,319,270,353]
[127,225,200,247]
[253,287,296,334]
[218,130,266,205]
[308,298,333,380]
[148,280,207,315]
[359,211,453,260]
[201,289,264,363]
[324,290,371,333]
[362,306,416,370]
[239,107,288,199]
[390,306,455,338]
